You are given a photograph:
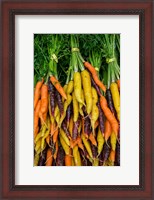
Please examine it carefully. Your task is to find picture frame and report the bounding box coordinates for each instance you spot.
[1,0,153,199]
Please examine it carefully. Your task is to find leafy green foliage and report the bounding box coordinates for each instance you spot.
[34,34,120,87]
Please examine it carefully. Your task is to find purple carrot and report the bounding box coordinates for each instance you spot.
[38,148,47,166]
[48,80,56,116]
[90,143,97,159]
[97,102,105,135]
[115,142,120,166]
[84,115,91,137]
[98,152,104,166]
[91,77,101,96]
[106,89,117,116]
[55,89,64,115]
[79,149,87,166]
[66,103,72,128]
[49,135,56,155]
[61,118,71,138]
[102,139,111,163]
[56,146,65,166]
[72,117,80,141]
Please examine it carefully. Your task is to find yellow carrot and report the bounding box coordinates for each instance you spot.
[81,70,92,114]
[74,72,84,105]
[97,128,105,156]
[73,145,81,166]
[110,82,120,121]
[72,92,79,122]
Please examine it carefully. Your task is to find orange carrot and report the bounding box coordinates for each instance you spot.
[50,76,67,100]
[34,79,43,110]
[45,148,53,166]
[104,120,112,142]
[40,84,48,114]
[89,132,97,146]
[34,100,41,138]
[46,135,50,145]
[65,148,72,166]
[84,61,106,92]
[70,139,78,149]
[53,126,59,144]
[77,137,84,151]
[117,79,120,91]
[109,150,116,163]
[100,95,119,136]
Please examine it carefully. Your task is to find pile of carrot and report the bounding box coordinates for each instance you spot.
[34,34,120,166]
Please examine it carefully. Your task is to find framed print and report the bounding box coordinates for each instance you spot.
[1,0,153,199]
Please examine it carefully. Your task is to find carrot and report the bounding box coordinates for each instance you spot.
[40,84,48,114]
[81,70,92,114]
[46,135,50,146]
[61,119,71,138]
[53,140,59,159]
[110,82,120,121]
[38,148,47,166]
[73,145,81,166]
[72,92,79,122]
[59,94,72,126]
[41,128,50,151]
[73,72,85,105]
[91,143,97,158]
[72,118,80,141]
[106,89,116,116]
[109,150,116,163]
[56,146,65,166]
[50,75,67,100]
[79,89,84,116]
[34,79,43,110]
[104,120,112,142]
[84,61,106,92]
[97,127,105,156]
[66,103,72,128]
[77,137,84,151]
[66,80,74,94]
[34,100,41,138]
[93,158,99,166]
[89,132,97,146]
[60,128,70,146]
[50,121,56,136]
[117,79,120,91]
[91,77,101,96]
[35,138,41,153]
[110,131,117,151]
[100,95,119,136]
[60,135,70,155]
[102,141,111,164]
[45,148,53,166]
[53,126,59,144]
[115,142,120,166]
[55,89,64,115]
[34,153,40,166]
[65,148,72,166]
[48,81,56,116]
[34,123,47,144]
[97,102,105,135]
[81,134,93,159]
[91,87,99,133]
[91,87,98,104]
[68,116,73,137]
[91,104,99,133]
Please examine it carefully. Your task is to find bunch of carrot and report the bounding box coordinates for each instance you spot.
[34,34,120,166]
